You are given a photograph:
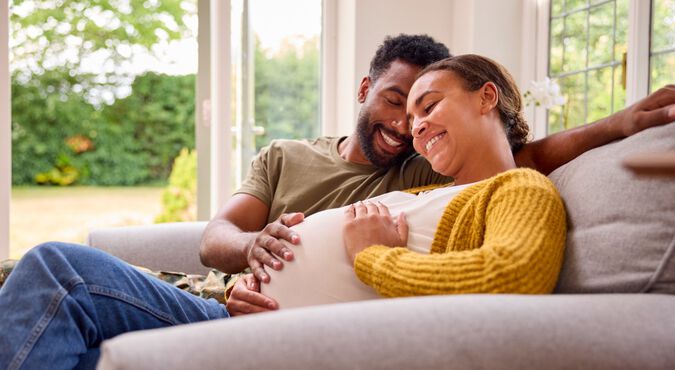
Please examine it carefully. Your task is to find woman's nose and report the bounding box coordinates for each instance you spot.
[412,120,427,137]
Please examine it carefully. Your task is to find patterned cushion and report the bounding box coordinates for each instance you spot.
[549,123,675,293]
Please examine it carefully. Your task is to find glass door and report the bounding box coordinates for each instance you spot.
[230,0,322,187]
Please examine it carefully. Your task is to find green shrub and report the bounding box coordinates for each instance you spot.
[11,70,101,185]
[34,153,80,186]
[155,148,197,223]
[11,70,195,186]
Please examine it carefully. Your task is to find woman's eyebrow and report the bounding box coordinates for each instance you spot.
[414,90,440,107]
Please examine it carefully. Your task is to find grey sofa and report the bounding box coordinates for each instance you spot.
[91,123,675,370]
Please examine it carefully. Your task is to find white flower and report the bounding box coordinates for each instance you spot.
[523,77,565,109]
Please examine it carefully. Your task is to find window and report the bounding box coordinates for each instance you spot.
[649,0,675,93]
[547,0,628,134]
[544,0,673,134]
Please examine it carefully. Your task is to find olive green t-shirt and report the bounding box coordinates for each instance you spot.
[235,136,453,223]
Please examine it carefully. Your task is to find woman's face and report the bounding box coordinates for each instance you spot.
[407,70,486,177]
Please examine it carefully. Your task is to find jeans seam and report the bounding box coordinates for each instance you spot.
[87,285,182,326]
[7,276,84,370]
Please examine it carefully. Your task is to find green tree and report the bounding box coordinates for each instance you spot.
[102,72,195,181]
[10,0,197,186]
[254,36,320,150]
[10,0,195,99]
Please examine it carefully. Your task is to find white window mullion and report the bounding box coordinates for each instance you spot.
[533,0,551,140]
[196,0,212,221]
[626,0,650,105]
[321,0,338,137]
[209,0,233,217]
[1,0,10,259]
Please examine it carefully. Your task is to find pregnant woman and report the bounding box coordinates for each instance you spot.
[235,54,567,310]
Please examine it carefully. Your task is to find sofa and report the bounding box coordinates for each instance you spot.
[90,123,675,370]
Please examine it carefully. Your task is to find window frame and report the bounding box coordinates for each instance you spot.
[533,0,653,135]
[1,0,10,259]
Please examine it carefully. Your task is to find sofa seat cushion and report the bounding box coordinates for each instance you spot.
[97,294,675,370]
[549,123,675,293]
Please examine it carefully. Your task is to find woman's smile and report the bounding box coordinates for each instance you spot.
[424,131,447,153]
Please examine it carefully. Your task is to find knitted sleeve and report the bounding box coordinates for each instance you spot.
[353,170,567,297]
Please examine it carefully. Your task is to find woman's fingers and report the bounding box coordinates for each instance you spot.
[365,201,379,216]
[376,201,391,217]
[397,212,409,245]
[354,201,367,218]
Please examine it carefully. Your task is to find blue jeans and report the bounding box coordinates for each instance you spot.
[0,242,229,370]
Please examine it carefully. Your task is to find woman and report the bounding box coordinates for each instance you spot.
[230,54,567,310]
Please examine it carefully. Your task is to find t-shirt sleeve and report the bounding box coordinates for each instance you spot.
[234,145,274,207]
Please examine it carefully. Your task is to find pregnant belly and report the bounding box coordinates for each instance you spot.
[261,206,381,309]
[260,188,447,309]
[260,184,470,309]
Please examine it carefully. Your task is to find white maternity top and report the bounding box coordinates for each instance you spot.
[261,182,474,309]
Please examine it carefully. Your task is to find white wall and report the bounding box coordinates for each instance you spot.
[324,0,453,136]
[451,0,525,84]
[326,0,531,136]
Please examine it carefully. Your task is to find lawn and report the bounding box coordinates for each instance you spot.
[10,186,164,259]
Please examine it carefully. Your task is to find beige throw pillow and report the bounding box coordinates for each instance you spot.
[549,123,675,293]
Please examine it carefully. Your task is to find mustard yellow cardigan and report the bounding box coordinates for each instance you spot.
[354,168,567,296]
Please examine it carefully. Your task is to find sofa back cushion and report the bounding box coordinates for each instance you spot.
[549,123,675,293]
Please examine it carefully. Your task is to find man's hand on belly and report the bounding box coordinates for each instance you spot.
[245,212,305,283]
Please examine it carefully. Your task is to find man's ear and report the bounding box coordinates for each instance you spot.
[357,76,370,104]
[479,81,499,114]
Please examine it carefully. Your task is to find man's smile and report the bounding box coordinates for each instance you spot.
[379,128,403,148]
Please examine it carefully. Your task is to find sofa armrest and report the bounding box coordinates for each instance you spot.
[97,294,675,370]
[87,221,209,275]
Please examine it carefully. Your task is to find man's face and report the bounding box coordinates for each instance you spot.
[356,60,422,168]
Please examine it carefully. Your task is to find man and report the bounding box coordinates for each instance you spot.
[0,34,673,369]
[199,35,675,314]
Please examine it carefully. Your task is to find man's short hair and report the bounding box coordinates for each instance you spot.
[369,34,451,81]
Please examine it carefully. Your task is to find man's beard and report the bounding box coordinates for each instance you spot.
[356,109,414,168]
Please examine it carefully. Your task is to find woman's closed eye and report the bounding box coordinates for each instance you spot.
[424,101,438,114]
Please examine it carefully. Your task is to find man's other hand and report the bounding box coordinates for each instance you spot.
[226,274,278,316]
[616,84,675,137]
[245,212,304,283]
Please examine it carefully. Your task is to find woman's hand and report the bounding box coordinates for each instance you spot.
[343,201,408,264]
[226,274,278,316]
